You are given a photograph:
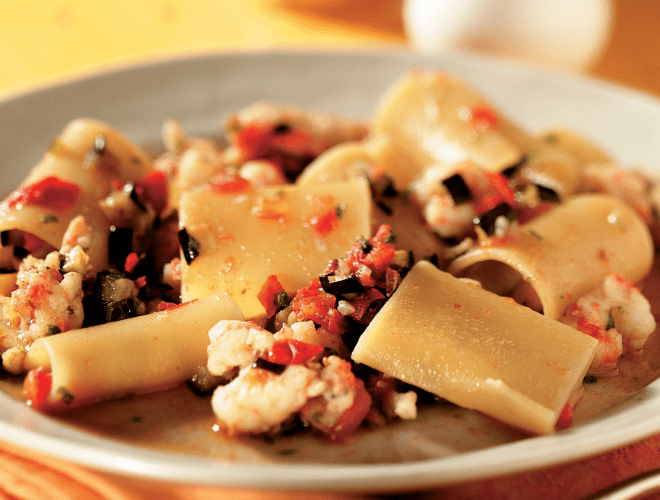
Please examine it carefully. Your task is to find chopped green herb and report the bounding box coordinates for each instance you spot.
[276,290,291,308]
[525,228,544,240]
[46,325,62,336]
[606,309,616,330]
[335,203,346,218]
[58,386,75,404]
[41,214,59,224]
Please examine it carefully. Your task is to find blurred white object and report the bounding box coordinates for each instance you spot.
[403,0,613,71]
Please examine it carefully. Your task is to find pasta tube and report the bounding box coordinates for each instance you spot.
[0,119,155,274]
[24,293,243,408]
[372,70,530,183]
[447,194,654,319]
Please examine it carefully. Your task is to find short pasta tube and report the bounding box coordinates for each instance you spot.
[447,194,654,320]
[24,293,244,409]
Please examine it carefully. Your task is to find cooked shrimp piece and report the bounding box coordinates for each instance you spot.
[59,215,92,276]
[300,356,372,440]
[238,160,287,188]
[8,254,84,345]
[602,273,656,354]
[560,272,655,376]
[561,299,623,377]
[207,320,275,377]
[224,101,368,179]
[211,364,322,435]
[411,164,477,240]
[366,372,418,421]
[579,163,654,222]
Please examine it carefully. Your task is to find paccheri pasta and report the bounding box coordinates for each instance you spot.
[0,70,658,439]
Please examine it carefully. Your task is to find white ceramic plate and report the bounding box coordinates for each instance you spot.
[2,51,660,493]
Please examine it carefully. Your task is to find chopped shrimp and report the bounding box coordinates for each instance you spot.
[422,196,477,240]
[299,356,372,440]
[238,160,287,188]
[560,273,655,376]
[9,254,84,345]
[411,165,476,240]
[602,273,656,354]
[223,101,368,179]
[274,319,349,358]
[99,183,157,236]
[211,364,322,435]
[579,163,654,223]
[207,320,275,377]
[157,118,227,194]
[0,217,91,372]
[59,215,92,276]
[367,373,418,421]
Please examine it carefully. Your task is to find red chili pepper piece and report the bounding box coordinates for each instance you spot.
[6,176,80,211]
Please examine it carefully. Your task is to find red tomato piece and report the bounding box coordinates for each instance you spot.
[555,403,573,430]
[6,176,80,211]
[257,274,285,317]
[23,367,53,410]
[207,173,251,194]
[134,170,169,215]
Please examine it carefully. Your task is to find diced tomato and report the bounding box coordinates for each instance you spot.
[124,252,140,274]
[345,225,396,278]
[288,339,324,364]
[206,172,251,194]
[134,276,147,288]
[326,378,372,441]
[472,171,516,216]
[232,124,269,158]
[268,129,313,155]
[134,170,169,215]
[349,288,386,323]
[257,274,285,317]
[23,367,52,410]
[263,339,324,366]
[5,176,80,211]
[308,208,340,237]
[555,403,573,430]
[290,279,343,335]
[467,105,499,130]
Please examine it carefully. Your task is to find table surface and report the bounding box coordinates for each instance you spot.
[2,1,660,499]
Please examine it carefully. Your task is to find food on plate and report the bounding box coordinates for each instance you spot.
[351,261,597,435]
[23,293,243,409]
[0,69,658,442]
[178,177,372,318]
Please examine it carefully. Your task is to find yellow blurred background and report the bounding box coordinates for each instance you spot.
[0,0,659,98]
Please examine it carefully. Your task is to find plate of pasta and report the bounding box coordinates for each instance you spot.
[1,51,660,492]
